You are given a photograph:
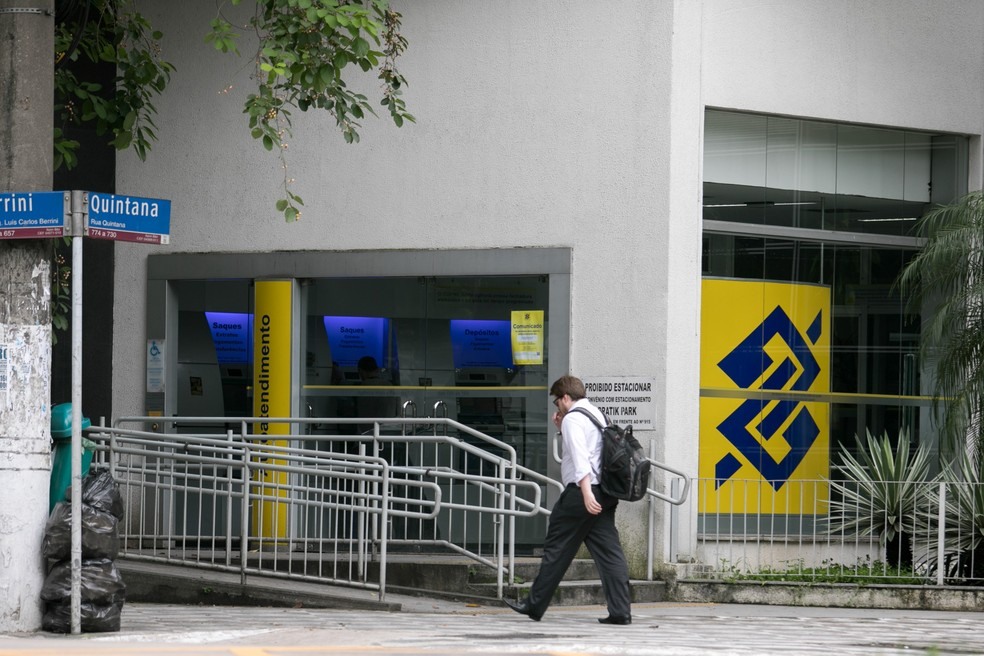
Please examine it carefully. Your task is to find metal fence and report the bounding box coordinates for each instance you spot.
[85,416,558,601]
[678,477,984,585]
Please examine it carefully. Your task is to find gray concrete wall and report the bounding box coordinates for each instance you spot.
[111,1,984,576]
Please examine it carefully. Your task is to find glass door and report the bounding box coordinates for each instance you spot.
[300,274,551,551]
[172,279,255,430]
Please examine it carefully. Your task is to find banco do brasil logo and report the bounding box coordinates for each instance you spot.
[714,305,824,491]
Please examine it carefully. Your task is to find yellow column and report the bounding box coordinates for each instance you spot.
[252,279,293,538]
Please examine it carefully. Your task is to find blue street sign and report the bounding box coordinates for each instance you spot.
[85,192,171,244]
[0,191,69,239]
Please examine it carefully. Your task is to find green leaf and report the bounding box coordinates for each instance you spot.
[113,132,133,150]
[202,0,414,215]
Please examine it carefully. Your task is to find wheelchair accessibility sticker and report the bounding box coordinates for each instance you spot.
[700,279,830,514]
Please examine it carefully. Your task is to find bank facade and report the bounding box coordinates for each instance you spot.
[109,1,984,575]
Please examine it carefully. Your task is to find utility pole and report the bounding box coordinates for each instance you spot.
[0,0,55,633]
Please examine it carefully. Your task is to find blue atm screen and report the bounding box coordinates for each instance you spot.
[449,319,512,368]
[323,316,388,367]
[205,312,252,363]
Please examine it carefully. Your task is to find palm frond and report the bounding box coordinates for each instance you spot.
[898,190,984,460]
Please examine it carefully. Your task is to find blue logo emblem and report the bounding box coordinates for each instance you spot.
[714,306,823,490]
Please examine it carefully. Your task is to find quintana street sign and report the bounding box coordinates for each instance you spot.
[84,192,171,244]
[0,191,70,239]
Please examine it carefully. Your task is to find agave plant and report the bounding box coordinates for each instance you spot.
[825,429,933,568]
[911,450,984,580]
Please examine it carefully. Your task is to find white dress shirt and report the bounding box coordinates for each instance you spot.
[560,398,605,486]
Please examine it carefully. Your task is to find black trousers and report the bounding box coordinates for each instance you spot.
[525,484,631,618]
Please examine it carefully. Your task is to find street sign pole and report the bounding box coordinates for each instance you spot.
[69,190,85,634]
[0,189,169,634]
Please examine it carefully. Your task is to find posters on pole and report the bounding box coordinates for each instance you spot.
[0,343,8,392]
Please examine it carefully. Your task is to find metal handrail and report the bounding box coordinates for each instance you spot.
[98,415,559,599]
[92,427,444,521]
[646,459,691,506]
[550,430,691,505]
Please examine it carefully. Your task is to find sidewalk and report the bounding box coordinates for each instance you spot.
[2,598,983,655]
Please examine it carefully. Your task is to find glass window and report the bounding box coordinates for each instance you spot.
[300,275,551,474]
[171,279,254,430]
[703,111,964,237]
[699,110,968,536]
[167,274,552,465]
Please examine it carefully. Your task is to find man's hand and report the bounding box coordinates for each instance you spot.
[580,477,601,514]
[583,491,601,515]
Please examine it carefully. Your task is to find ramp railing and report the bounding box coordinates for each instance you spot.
[84,416,559,601]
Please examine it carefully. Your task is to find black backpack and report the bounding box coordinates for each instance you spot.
[568,408,651,502]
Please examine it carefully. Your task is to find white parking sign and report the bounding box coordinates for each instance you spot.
[581,376,657,429]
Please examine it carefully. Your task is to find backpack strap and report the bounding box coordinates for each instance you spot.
[567,406,606,430]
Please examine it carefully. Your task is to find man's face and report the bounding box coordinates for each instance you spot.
[553,393,572,415]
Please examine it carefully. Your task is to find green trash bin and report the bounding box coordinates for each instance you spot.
[49,403,93,512]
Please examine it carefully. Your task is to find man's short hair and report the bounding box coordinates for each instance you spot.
[550,375,586,401]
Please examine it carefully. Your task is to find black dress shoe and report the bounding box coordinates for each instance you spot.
[598,615,632,625]
[503,598,542,621]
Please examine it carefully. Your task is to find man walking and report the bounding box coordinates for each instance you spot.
[504,375,632,624]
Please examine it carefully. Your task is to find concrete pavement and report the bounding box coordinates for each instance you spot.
[1,598,983,655]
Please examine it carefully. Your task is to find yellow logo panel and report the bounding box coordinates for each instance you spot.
[700,279,830,514]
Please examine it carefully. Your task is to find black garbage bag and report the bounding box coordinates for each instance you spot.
[80,470,125,520]
[42,598,124,633]
[40,559,126,604]
[41,471,126,633]
[43,502,119,561]
[56,470,126,520]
